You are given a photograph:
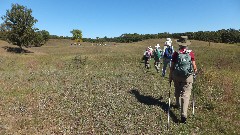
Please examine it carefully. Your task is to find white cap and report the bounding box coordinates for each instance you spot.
[155,44,160,48]
[166,38,171,41]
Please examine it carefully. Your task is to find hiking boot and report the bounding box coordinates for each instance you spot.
[181,116,187,124]
[172,104,180,109]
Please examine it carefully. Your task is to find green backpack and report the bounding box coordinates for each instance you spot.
[154,49,162,59]
[174,51,193,77]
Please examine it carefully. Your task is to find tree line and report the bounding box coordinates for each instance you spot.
[82,29,240,44]
[2,28,239,44]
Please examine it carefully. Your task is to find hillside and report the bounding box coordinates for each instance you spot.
[0,39,239,134]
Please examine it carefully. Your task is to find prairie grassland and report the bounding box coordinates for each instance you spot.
[0,39,239,134]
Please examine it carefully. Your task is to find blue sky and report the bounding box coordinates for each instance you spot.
[0,0,239,38]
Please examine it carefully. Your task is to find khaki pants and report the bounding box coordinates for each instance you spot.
[173,74,193,118]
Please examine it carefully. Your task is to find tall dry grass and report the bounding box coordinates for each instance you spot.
[0,39,239,134]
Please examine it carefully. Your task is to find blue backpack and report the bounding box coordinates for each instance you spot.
[164,47,173,59]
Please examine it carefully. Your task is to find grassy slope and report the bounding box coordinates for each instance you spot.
[0,39,239,134]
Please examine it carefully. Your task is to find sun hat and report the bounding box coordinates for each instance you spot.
[166,38,171,41]
[176,36,191,46]
[155,44,160,48]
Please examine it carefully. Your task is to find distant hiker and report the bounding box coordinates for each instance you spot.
[143,48,151,69]
[149,46,153,57]
[153,44,162,72]
[169,36,197,124]
[163,38,173,55]
[162,42,174,77]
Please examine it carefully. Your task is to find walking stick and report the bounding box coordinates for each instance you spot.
[192,86,195,116]
[167,81,171,130]
[192,74,197,116]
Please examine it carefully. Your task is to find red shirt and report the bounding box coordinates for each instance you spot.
[172,48,195,63]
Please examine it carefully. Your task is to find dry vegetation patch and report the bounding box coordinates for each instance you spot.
[0,39,239,134]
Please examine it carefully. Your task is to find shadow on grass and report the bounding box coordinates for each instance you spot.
[129,89,179,123]
[2,46,33,53]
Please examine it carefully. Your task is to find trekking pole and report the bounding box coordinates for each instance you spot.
[192,74,197,116]
[167,81,171,130]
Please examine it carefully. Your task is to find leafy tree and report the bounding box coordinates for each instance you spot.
[32,30,50,47]
[1,4,38,51]
[49,35,59,39]
[0,31,7,40]
[70,29,82,42]
[0,24,7,40]
[96,37,99,43]
[32,31,44,47]
[40,30,50,42]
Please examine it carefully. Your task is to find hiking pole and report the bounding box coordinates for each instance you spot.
[167,81,171,130]
[192,74,197,116]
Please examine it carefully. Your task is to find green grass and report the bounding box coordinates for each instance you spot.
[0,39,239,134]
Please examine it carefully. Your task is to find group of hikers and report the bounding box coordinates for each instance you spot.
[143,37,174,77]
[143,36,198,124]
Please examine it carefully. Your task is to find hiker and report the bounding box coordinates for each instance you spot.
[163,38,173,54]
[169,36,197,124]
[143,48,151,69]
[148,46,153,60]
[149,46,153,54]
[162,42,174,77]
[153,44,162,73]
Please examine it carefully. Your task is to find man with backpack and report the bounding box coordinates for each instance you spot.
[163,38,173,54]
[162,42,174,77]
[153,44,162,73]
[169,36,197,124]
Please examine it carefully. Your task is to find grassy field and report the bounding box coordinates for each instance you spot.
[0,39,239,134]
